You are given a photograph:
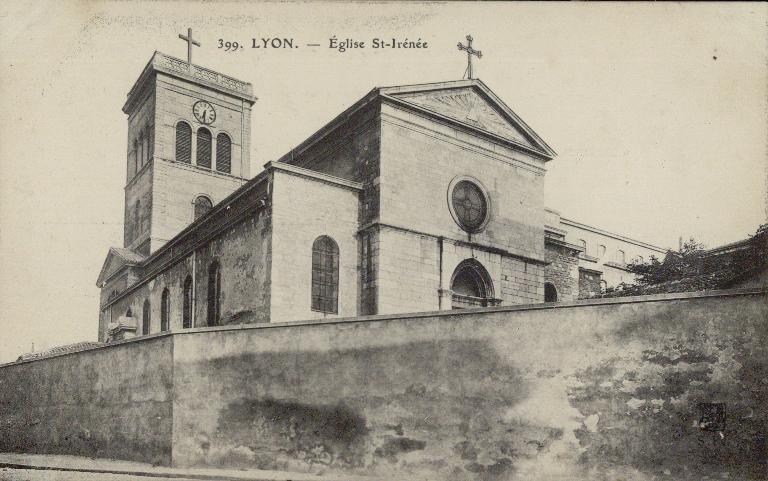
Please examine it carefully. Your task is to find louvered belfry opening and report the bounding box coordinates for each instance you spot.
[175,122,192,163]
[216,133,231,174]
[197,127,212,168]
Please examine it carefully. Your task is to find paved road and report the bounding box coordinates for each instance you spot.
[0,467,207,481]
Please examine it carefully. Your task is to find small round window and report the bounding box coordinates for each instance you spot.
[449,178,489,233]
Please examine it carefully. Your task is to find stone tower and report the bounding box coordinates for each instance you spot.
[122,51,256,255]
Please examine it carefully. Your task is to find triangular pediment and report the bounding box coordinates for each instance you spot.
[381,80,555,158]
[96,247,145,287]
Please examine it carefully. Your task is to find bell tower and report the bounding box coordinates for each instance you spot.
[122,50,256,255]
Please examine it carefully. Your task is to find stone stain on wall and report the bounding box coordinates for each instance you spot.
[178,339,570,479]
[567,310,767,480]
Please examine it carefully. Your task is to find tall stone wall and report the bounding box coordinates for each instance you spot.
[544,241,580,301]
[171,289,766,480]
[0,336,174,465]
[2,289,765,480]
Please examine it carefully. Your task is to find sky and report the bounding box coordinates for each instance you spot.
[0,1,765,362]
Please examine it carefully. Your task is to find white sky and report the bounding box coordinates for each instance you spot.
[0,1,765,362]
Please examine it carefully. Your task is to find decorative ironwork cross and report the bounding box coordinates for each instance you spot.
[178,28,201,64]
[457,35,482,79]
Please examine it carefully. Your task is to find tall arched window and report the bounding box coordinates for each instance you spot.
[175,122,192,163]
[617,250,626,264]
[311,236,339,314]
[138,132,145,169]
[134,200,141,235]
[183,275,193,329]
[544,282,558,302]
[599,245,606,258]
[194,195,213,220]
[126,308,132,317]
[450,259,495,309]
[196,128,212,168]
[216,133,232,174]
[141,129,149,165]
[142,299,151,335]
[160,288,170,332]
[579,239,587,255]
[207,260,221,326]
[132,139,139,174]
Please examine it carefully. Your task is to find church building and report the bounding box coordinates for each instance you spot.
[97,50,666,342]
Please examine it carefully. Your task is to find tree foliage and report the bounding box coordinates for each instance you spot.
[603,224,767,297]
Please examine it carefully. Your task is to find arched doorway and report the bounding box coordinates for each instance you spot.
[544,282,558,302]
[451,259,495,309]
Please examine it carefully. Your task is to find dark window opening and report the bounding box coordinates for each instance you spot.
[175,122,192,163]
[196,128,212,168]
[194,195,213,220]
[134,200,141,236]
[207,261,221,326]
[216,133,231,174]
[142,299,151,335]
[311,236,339,314]
[160,288,170,332]
[544,282,558,302]
[451,259,495,309]
[183,275,193,329]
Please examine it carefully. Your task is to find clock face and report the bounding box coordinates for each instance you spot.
[193,100,216,125]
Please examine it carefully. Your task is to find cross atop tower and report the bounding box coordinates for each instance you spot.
[178,28,201,64]
[457,35,482,80]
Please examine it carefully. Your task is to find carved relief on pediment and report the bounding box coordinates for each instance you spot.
[394,89,534,147]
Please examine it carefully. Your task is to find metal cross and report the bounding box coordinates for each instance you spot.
[457,35,482,79]
[178,28,201,64]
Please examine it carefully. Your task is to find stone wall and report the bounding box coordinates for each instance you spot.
[170,288,767,480]
[579,267,602,299]
[544,240,580,301]
[269,167,361,322]
[0,335,174,465]
[3,289,765,480]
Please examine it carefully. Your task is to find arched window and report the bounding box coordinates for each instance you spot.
[126,308,132,317]
[196,128,212,168]
[544,282,558,302]
[207,260,221,326]
[617,250,626,264]
[160,288,170,332]
[132,139,139,173]
[148,127,154,161]
[450,259,495,309]
[134,200,141,235]
[142,299,151,335]
[183,275,193,329]
[579,239,587,255]
[175,122,192,163]
[194,195,213,220]
[141,130,149,165]
[138,132,145,169]
[311,236,339,314]
[599,245,606,258]
[216,133,232,174]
